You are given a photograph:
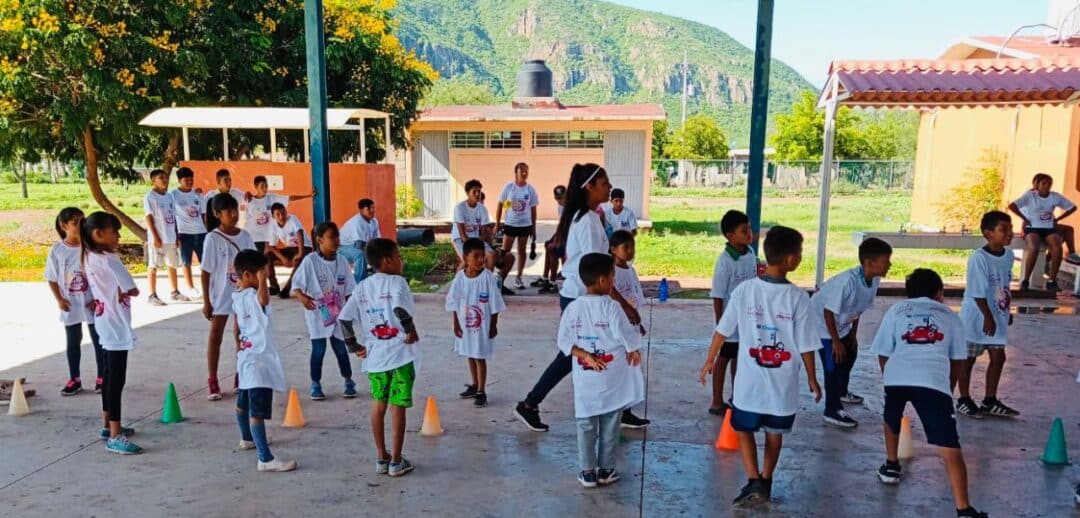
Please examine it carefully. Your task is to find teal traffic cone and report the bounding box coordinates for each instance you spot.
[161,383,184,424]
[1041,417,1069,465]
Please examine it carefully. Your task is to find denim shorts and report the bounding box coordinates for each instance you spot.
[731,407,796,435]
[178,233,206,266]
[968,342,1005,358]
[237,387,274,420]
[883,386,960,448]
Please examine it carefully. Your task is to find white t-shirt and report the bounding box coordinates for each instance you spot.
[201,229,256,315]
[291,252,356,340]
[603,205,638,233]
[244,194,288,243]
[444,269,507,360]
[84,252,137,351]
[559,211,610,299]
[272,215,312,249]
[614,265,646,310]
[959,247,1013,344]
[143,190,177,244]
[1012,190,1075,229]
[716,278,821,416]
[171,188,207,235]
[810,267,880,340]
[557,295,645,419]
[450,201,490,241]
[498,182,539,228]
[233,288,288,392]
[203,188,247,223]
[339,272,419,373]
[710,246,759,342]
[340,213,381,246]
[871,297,967,396]
[44,242,94,325]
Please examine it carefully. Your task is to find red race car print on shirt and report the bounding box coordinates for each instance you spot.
[902,316,945,344]
[577,348,615,371]
[749,333,792,368]
[371,320,400,340]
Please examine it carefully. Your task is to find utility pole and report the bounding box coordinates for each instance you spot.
[304,0,331,224]
[680,50,689,127]
[746,0,774,251]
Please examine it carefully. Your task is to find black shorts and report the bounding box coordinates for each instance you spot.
[731,407,795,434]
[269,246,312,265]
[1023,227,1060,240]
[883,386,960,449]
[503,225,532,238]
[719,341,739,360]
[255,242,267,254]
[237,387,274,420]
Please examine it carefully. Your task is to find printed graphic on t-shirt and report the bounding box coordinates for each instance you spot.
[512,197,528,213]
[991,273,1011,311]
[569,316,614,371]
[465,305,484,330]
[67,271,88,293]
[93,299,105,317]
[184,205,200,219]
[363,292,402,340]
[749,327,792,368]
[239,336,254,350]
[901,314,945,344]
[256,212,269,225]
[465,216,481,234]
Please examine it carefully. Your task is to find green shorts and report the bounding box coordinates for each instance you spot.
[368,362,415,408]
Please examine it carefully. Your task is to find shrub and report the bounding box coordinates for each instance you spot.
[936,148,1006,229]
[396,184,424,219]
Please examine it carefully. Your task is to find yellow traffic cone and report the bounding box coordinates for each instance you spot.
[419,396,444,436]
[282,388,306,428]
[7,379,29,417]
[897,416,914,459]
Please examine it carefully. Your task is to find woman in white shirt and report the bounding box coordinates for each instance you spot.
[495,163,539,289]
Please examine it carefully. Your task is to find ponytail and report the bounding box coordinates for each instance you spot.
[80,211,122,265]
[55,207,84,240]
[554,163,607,245]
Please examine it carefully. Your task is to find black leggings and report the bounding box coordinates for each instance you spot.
[65,323,103,381]
[100,350,128,422]
[524,296,575,408]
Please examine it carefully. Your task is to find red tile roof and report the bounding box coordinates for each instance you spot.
[967,35,1080,59]
[418,103,666,122]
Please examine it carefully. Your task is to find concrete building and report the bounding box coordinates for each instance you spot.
[406,60,665,222]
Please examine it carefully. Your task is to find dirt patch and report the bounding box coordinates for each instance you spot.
[421,251,457,285]
[0,209,55,244]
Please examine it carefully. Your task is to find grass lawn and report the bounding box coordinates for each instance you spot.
[637,193,971,284]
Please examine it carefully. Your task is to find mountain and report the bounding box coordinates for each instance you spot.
[394,0,816,144]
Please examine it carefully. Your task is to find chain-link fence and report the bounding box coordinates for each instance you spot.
[653,159,914,191]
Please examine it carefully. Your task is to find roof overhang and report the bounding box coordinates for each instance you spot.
[417,103,666,123]
[139,107,390,130]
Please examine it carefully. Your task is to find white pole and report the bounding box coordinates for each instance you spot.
[384,116,391,164]
[181,127,190,161]
[303,129,309,163]
[222,128,229,161]
[815,75,839,288]
[359,118,367,163]
[270,128,277,162]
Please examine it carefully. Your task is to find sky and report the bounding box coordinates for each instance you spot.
[608,0,1050,86]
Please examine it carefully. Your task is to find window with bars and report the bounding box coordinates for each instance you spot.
[449,131,522,149]
[532,131,604,148]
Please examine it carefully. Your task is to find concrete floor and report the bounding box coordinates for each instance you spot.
[1,281,1079,517]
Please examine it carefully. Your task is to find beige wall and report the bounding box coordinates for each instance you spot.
[409,119,654,220]
[911,105,1080,229]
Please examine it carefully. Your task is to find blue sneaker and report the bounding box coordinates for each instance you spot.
[310,382,325,401]
[99,426,135,440]
[343,379,358,399]
[105,436,143,455]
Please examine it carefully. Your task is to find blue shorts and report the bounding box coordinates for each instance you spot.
[883,386,960,449]
[178,233,206,266]
[731,407,796,435]
[236,388,274,420]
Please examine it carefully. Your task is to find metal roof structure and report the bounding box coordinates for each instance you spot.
[139,107,390,130]
[417,103,666,122]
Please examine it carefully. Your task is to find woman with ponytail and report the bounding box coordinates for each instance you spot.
[514,163,650,432]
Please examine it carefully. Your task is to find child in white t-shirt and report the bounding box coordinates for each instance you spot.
[82,212,143,455]
[231,250,296,472]
[810,237,892,429]
[610,230,647,314]
[291,221,357,401]
[558,253,644,488]
[266,203,312,298]
[539,185,567,294]
[203,168,249,233]
[143,169,186,306]
[339,238,421,478]
[871,268,988,518]
[956,210,1019,419]
[699,226,822,509]
[603,188,638,237]
[47,207,103,396]
[451,179,493,266]
[244,175,314,255]
[1008,173,1078,291]
[171,167,207,297]
[201,193,257,401]
[708,210,758,416]
[446,238,507,408]
[340,198,381,283]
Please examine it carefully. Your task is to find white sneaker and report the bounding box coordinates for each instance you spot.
[257,458,297,472]
[238,437,271,450]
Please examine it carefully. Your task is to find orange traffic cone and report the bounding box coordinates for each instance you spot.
[282,388,306,428]
[714,408,739,451]
[897,416,914,459]
[419,396,444,436]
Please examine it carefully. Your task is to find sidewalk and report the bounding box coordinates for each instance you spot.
[1,287,1078,516]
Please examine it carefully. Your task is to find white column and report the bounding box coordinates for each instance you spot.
[303,129,309,163]
[270,128,277,162]
[359,118,367,163]
[222,128,229,161]
[815,76,839,289]
[384,116,391,164]
[181,127,190,161]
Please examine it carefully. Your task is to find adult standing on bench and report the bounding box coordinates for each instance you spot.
[1008,173,1077,291]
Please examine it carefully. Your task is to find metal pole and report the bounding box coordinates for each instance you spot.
[305,0,331,223]
[181,127,190,161]
[359,119,367,163]
[384,116,391,164]
[270,128,277,162]
[746,0,774,251]
[222,128,229,160]
[815,76,839,288]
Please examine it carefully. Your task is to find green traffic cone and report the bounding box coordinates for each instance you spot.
[1041,417,1069,465]
[161,382,184,424]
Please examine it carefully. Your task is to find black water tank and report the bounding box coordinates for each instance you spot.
[516,60,553,97]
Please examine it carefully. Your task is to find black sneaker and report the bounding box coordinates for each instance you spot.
[538,283,558,294]
[269,287,281,296]
[620,410,650,429]
[980,397,1019,417]
[824,409,859,428]
[956,397,984,419]
[474,392,487,407]
[501,286,516,296]
[840,392,864,404]
[1019,280,1030,291]
[597,468,620,485]
[1047,280,1060,292]
[459,384,478,399]
[956,506,988,518]
[732,478,767,508]
[61,379,82,396]
[760,477,772,500]
[529,278,545,288]
[514,402,549,432]
[878,460,902,484]
[578,470,597,488]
